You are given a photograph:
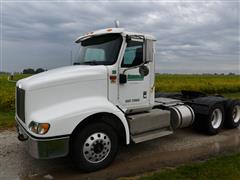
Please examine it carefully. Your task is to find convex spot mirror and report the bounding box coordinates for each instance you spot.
[139,65,149,77]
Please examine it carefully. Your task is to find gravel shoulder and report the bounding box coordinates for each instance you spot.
[1,127,240,180]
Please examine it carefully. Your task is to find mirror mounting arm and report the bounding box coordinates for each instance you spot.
[122,61,146,74]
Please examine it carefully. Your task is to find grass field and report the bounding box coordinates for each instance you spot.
[155,74,240,94]
[0,74,29,129]
[0,73,240,129]
[127,152,240,180]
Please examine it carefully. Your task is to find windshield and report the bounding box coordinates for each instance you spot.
[75,34,122,65]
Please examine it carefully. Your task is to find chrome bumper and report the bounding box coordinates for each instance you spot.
[16,119,69,159]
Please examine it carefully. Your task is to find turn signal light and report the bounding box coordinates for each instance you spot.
[110,75,117,83]
[29,121,50,135]
[110,75,117,81]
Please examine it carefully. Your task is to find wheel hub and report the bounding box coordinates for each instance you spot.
[93,143,104,154]
[83,132,111,163]
[211,108,222,129]
[233,105,240,123]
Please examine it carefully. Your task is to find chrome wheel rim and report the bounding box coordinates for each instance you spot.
[83,132,111,163]
[211,108,222,129]
[233,105,240,123]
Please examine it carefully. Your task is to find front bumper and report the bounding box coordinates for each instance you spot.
[16,119,69,159]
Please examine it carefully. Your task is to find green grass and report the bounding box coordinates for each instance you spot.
[137,153,240,180]
[0,74,30,129]
[155,74,240,94]
[0,111,15,130]
[0,74,29,111]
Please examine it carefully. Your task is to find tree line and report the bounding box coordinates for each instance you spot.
[22,68,46,74]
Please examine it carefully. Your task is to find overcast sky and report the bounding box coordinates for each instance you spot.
[1,0,239,74]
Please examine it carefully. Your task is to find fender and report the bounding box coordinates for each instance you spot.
[29,96,130,144]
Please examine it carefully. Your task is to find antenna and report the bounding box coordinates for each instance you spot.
[114,20,120,28]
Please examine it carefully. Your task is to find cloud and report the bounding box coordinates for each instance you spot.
[1,1,239,73]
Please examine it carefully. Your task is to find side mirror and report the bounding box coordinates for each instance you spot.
[139,65,149,77]
[145,39,153,62]
[119,74,127,84]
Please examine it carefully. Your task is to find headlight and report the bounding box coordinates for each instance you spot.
[29,121,50,135]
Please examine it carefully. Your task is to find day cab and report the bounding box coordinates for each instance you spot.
[16,27,240,172]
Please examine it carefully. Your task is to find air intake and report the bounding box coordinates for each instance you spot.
[16,87,25,122]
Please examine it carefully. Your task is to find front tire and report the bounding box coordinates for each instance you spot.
[71,123,119,172]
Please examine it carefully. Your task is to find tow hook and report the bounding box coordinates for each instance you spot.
[16,124,28,141]
[18,134,28,141]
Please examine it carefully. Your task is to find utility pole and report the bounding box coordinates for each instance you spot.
[70,50,73,65]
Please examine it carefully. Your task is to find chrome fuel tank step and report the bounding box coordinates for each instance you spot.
[127,109,171,135]
[127,109,173,143]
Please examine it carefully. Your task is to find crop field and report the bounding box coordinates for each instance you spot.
[0,73,239,129]
[0,74,29,129]
[155,74,240,94]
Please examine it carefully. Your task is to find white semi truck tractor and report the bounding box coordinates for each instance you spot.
[16,27,240,172]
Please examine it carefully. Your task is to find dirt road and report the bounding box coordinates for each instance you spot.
[1,127,240,180]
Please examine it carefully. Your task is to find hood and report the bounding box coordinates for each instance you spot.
[17,65,108,91]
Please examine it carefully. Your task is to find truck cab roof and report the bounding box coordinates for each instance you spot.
[75,27,156,43]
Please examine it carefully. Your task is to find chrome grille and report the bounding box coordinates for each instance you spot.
[16,87,25,122]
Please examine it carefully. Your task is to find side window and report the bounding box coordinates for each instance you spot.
[122,41,143,67]
[85,48,105,62]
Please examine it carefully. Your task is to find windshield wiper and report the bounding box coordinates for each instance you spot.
[82,60,99,65]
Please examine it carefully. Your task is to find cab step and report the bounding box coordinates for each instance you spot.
[131,128,173,143]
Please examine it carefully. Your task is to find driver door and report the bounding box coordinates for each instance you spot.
[118,39,151,111]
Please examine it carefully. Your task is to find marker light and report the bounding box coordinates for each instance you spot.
[29,121,50,135]
[110,75,117,81]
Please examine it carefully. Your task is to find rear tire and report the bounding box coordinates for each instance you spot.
[71,123,119,172]
[205,104,225,135]
[224,100,240,129]
[194,103,224,135]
